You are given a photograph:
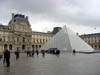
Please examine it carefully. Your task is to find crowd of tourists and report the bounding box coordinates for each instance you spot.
[46,48,60,55]
[1,48,47,67]
[0,48,61,67]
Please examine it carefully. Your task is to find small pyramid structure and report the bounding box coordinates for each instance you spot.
[40,26,94,52]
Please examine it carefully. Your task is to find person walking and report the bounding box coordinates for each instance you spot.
[36,50,39,56]
[73,49,76,53]
[32,50,34,57]
[26,50,29,57]
[26,48,31,57]
[15,50,20,60]
[3,48,10,67]
[41,50,46,56]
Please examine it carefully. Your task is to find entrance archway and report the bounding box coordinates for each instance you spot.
[22,45,25,50]
[32,45,34,50]
[9,44,12,50]
[4,44,8,50]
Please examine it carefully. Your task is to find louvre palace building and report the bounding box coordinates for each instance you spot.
[0,13,99,52]
[80,33,100,50]
[0,13,54,52]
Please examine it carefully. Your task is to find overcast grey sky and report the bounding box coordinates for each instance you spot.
[0,0,100,34]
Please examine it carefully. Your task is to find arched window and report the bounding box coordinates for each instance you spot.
[99,45,100,49]
[17,37,19,42]
[39,45,41,48]
[36,45,38,48]
[32,45,34,50]
[22,45,25,50]
[9,44,12,50]
[36,45,38,51]
[23,37,25,42]
[4,44,8,50]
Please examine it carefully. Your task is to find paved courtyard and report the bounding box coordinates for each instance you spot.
[0,53,100,75]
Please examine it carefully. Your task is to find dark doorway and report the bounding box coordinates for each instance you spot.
[9,44,12,50]
[36,45,38,51]
[32,45,34,50]
[22,45,25,50]
[39,45,41,48]
[4,44,7,50]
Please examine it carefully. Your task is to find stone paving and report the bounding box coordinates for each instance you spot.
[0,53,100,75]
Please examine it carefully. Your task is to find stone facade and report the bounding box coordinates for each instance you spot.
[0,13,53,52]
[80,33,100,50]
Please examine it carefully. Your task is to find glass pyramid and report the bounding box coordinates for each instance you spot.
[40,26,94,52]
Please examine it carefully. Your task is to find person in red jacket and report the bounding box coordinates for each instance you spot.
[41,50,46,56]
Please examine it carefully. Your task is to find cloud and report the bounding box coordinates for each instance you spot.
[0,0,100,34]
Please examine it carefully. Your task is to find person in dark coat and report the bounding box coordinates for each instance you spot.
[36,50,39,56]
[3,49,10,67]
[32,50,35,57]
[73,49,76,53]
[26,50,29,57]
[56,50,60,55]
[15,50,20,60]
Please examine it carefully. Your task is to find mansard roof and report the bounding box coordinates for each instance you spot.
[80,33,100,38]
[32,31,53,35]
[9,14,30,25]
[0,24,9,30]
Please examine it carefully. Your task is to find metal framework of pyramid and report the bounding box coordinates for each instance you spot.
[40,26,94,52]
